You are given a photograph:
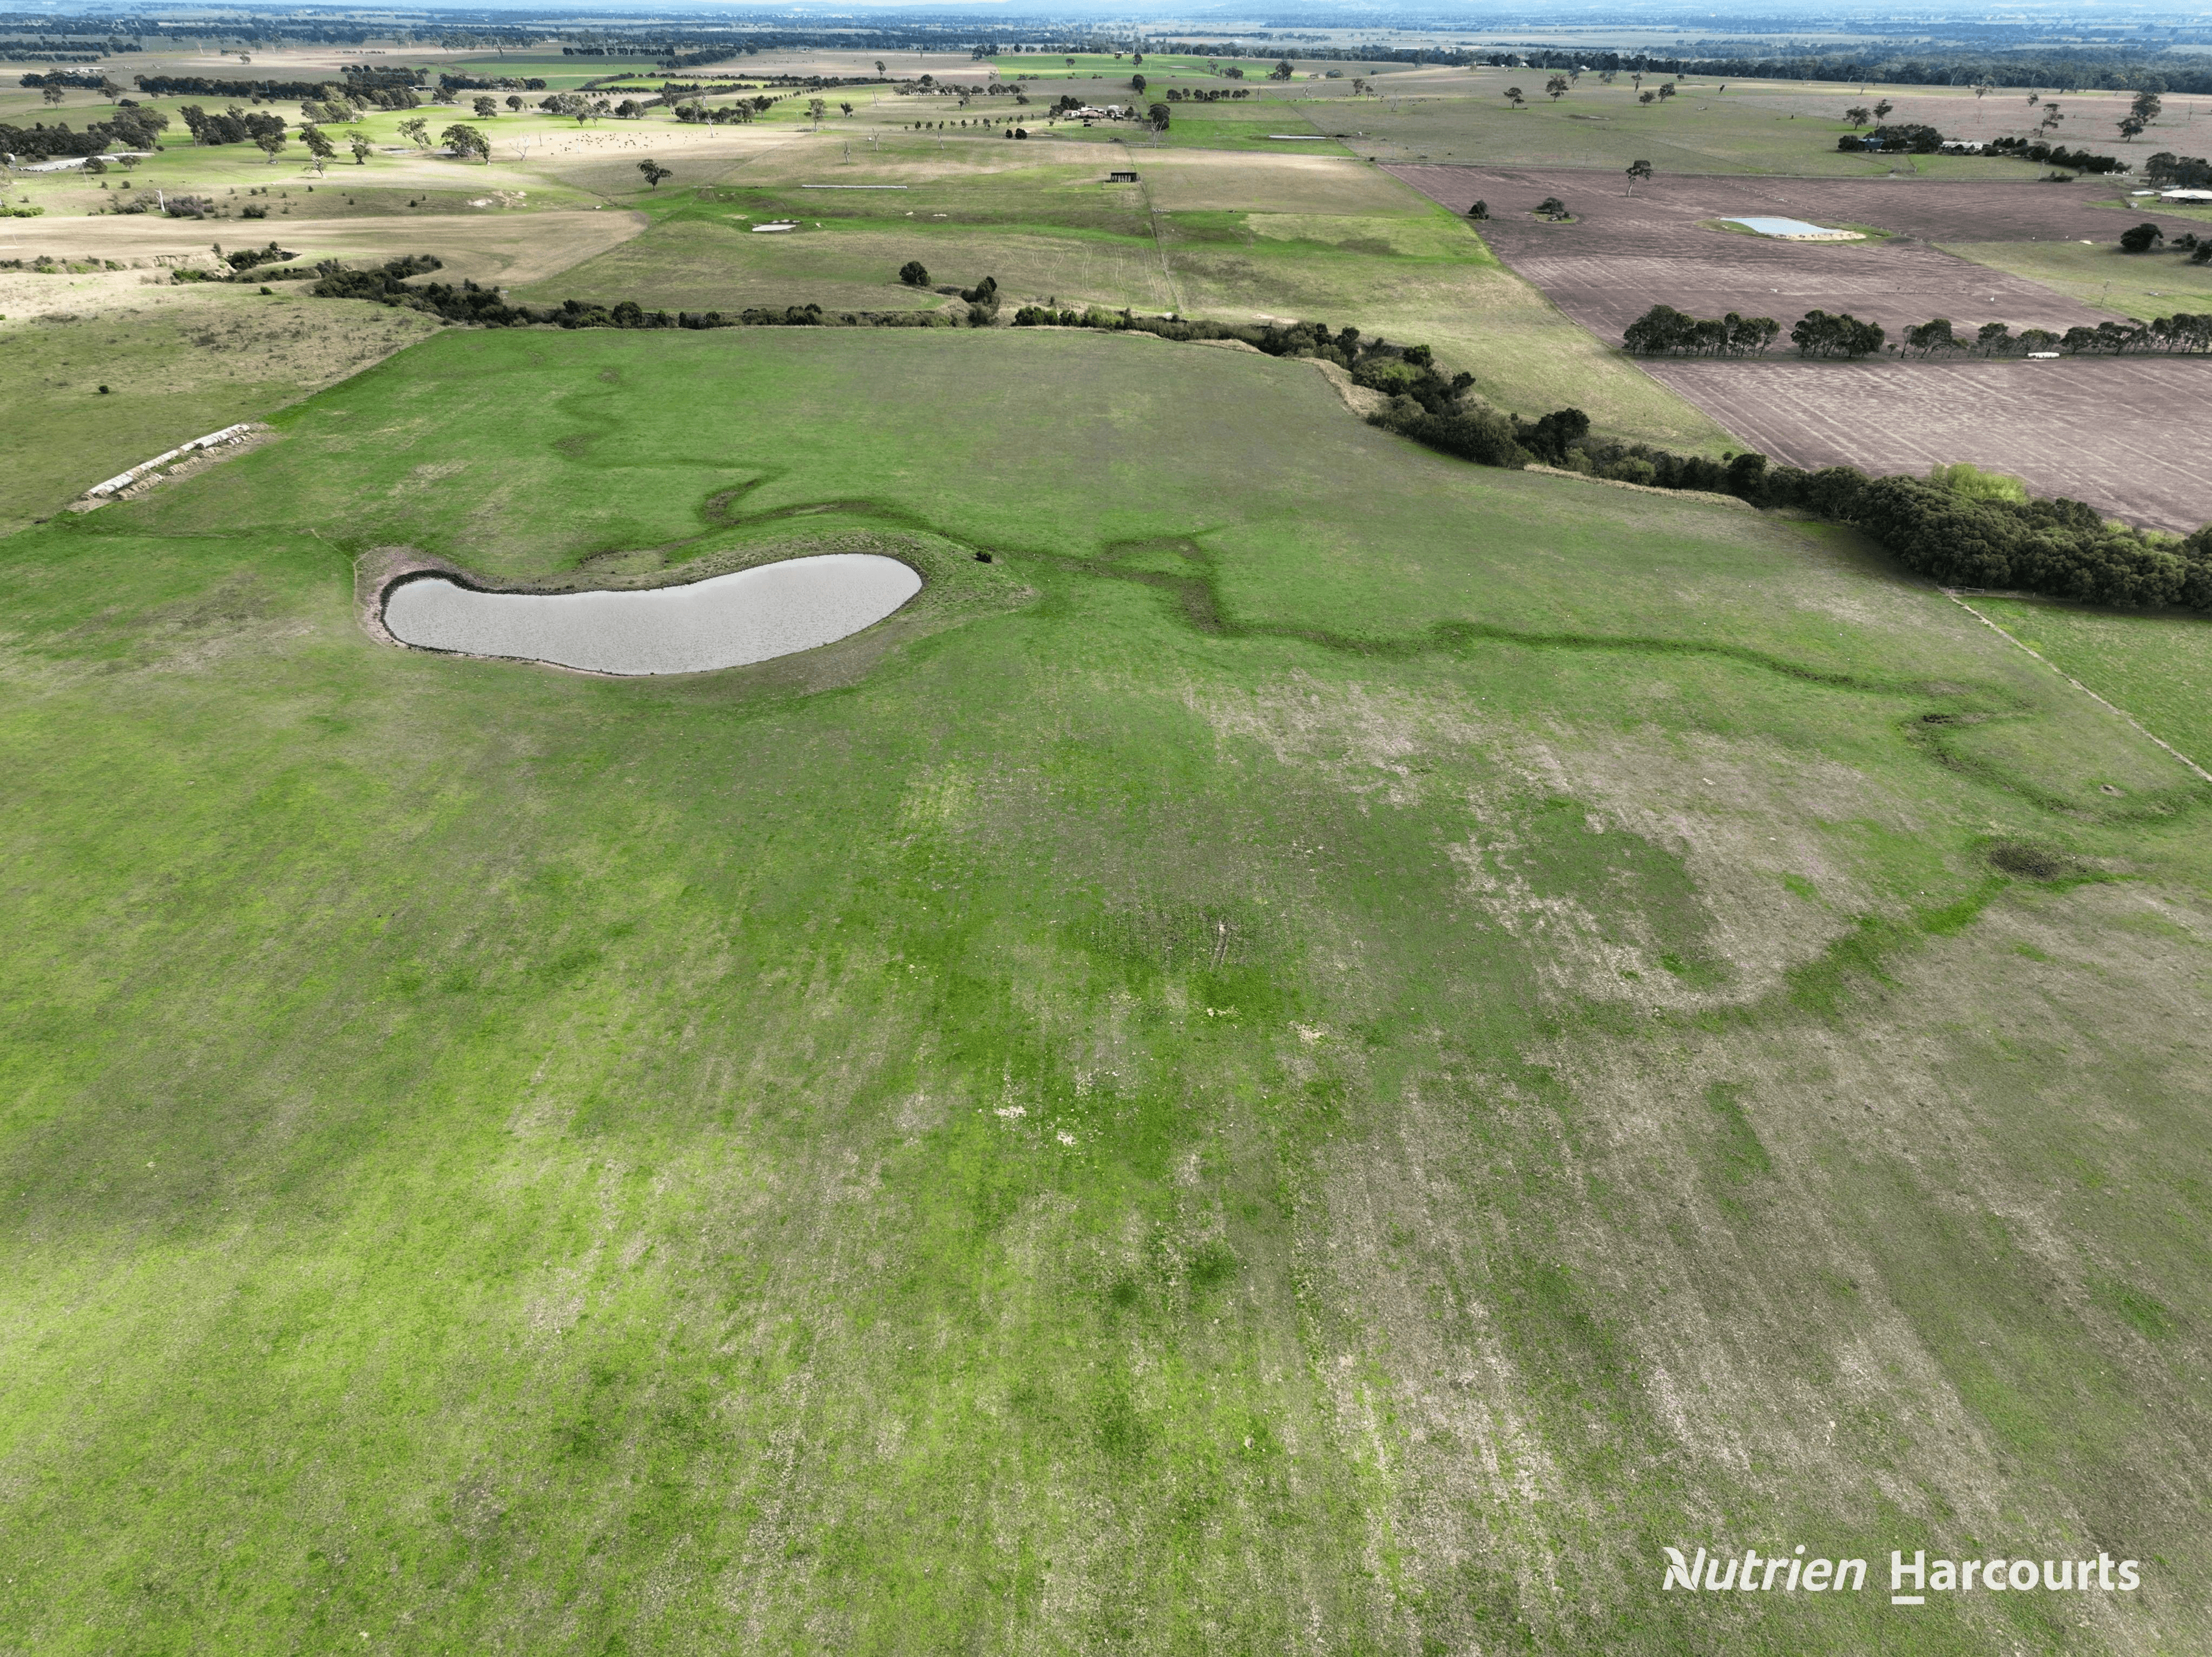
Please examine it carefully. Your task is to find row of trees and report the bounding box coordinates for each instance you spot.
[0,104,168,161]
[1621,305,1884,359]
[1627,302,2212,361]
[2147,151,2212,188]
[1983,136,2131,174]
[674,97,775,124]
[308,260,985,331]
[1622,306,1779,356]
[127,69,423,99]
[1905,313,2212,354]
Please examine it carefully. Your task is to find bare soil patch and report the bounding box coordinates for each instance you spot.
[1645,357,2212,531]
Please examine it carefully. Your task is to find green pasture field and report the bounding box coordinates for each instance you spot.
[1943,236,2212,320]
[2,323,2208,1655]
[1318,70,2129,177]
[0,285,438,535]
[1336,85,1925,175]
[1968,596,2212,767]
[515,140,1736,451]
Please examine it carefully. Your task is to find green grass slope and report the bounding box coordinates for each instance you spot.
[517,143,1739,452]
[2,326,2207,1654]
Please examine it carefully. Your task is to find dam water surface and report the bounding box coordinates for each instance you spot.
[382,553,923,676]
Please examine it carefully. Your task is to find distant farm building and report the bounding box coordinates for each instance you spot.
[1109,170,1138,182]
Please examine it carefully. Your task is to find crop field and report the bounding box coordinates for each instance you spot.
[1376,166,2212,520]
[2,324,2209,1654]
[1645,357,2212,531]
[1384,166,2204,340]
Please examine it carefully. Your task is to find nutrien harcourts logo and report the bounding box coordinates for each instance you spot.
[1662,1546,2144,1606]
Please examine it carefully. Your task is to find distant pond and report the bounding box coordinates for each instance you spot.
[382,554,923,676]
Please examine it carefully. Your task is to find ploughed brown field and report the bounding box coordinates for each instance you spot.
[1645,357,2212,531]
[1387,165,2206,341]
[1388,165,2212,527]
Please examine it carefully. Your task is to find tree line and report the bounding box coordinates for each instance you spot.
[1625,305,1885,359]
[2148,151,2212,188]
[1983,136,2132,174]
[308,260,995,330]
[1906,312,2212,354]
[1625,302,2212,359]
[125,70,422,99]
[0,104,168,161]
[1622,307,1780,356]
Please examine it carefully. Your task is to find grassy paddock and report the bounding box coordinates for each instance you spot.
[0,283,439,533]
[1,325,2207,1653]
[1969,595,2212,766]
[1943,236,2212,319]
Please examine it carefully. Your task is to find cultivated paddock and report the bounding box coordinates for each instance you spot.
[1647,356,2212,530]
[1388,165,2208,339]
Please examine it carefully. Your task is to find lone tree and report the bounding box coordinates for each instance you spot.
[254,128,287,164]
[506,95,523,112]
[473,96,498,119]
[348,132,373,164]
[1148,101,1170,131]
[1545,74,1569,102]
[899,260,930,286]
[807,97,827,128]
[2119,221,2164,253]
[41,83,63,107]
[1625,157,1653,195]
[299,122,335,173]
[1130,74,1146,94]
[1467,199,1489,219]
[1270,59,1294,81]
[398,116,431,149]
[1872,98,1894,120]
[440,122,490,163]
[1845,104,1871,127]
[1638,90,1656,106]
[637,159,671,187]
[1504,86,1525,110]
